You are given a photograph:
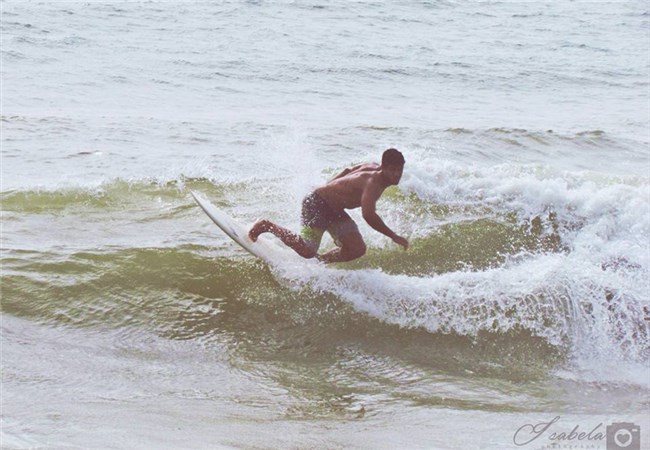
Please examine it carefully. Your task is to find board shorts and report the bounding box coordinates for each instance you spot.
[300,192,359,254]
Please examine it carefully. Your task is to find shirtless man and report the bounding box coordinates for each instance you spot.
[248,148,408,263]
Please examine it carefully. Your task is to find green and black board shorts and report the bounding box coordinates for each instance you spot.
[299,192,359,253]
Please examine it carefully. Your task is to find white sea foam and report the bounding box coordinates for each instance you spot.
[268,148,649,385]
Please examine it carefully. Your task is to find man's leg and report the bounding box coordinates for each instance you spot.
[249,219,318,258]
[318,216,366,263]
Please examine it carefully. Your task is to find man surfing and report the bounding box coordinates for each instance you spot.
[248,148,408,263]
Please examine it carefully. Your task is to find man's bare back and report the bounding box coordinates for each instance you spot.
[248,149,408,263]
[315,162,384,210]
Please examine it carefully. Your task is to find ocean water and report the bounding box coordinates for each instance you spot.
[2,1,649,449]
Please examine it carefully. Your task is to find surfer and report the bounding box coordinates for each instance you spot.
[248,148,409,263]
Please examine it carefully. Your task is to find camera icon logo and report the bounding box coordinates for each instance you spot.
[606,422,640,450]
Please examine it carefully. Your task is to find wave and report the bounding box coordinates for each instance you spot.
[2,156,648,384]
[1,177,226,214]
[2,241,647,384]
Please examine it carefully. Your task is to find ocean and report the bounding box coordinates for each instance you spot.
[2,1,649,449]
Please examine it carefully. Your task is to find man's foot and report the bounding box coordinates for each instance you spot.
[248,219,272,241]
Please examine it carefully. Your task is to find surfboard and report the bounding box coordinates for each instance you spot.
[191,191,303,264]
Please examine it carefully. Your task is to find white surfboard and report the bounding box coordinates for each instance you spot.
[191,191,305,264]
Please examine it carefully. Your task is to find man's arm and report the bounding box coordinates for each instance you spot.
[361,182,409,250]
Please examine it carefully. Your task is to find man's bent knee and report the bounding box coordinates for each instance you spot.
[343,241,366,260]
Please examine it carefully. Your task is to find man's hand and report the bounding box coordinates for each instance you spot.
[392,235,409,250]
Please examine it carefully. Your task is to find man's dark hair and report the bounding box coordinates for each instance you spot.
[382,148,405,167]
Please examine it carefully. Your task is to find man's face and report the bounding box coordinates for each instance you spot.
[384,164,404,185]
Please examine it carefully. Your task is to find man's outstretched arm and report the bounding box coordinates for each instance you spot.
[361,185,409,250]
